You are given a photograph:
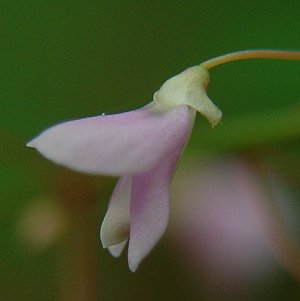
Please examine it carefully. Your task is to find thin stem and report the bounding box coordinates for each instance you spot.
[57,172,97,301]
[200,50,300,70]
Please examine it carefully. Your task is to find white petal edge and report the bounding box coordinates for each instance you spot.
[108,240,127,257]
[100,176,131,248]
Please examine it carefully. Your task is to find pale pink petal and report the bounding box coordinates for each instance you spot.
[27,104,193,176]
[100,176,131,248]
[127,111,194,271]
[128,154,177,271]
[108,240,127,257]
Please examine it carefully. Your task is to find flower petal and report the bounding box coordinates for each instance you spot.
[100,176,131,248]
[127,115,193,271]
[27,104,194,176]
[108,240,128,257]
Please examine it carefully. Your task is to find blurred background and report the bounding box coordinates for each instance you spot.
[1,1,300,300]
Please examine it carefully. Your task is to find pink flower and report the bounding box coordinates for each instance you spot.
[27,65,221,271]
[170,158,299,295]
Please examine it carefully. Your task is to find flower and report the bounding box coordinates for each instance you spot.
[26,48,300,271]
[27,65,221,271]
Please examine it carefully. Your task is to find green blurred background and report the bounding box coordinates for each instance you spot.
[1,1,300,300]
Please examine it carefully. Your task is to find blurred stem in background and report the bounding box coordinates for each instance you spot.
[56,172,98,301]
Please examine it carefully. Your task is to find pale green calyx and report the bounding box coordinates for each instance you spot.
[153,65,222,127]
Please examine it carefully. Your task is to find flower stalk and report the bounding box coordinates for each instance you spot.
[200,49,300,70]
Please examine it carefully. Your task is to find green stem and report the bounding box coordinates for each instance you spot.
[200,49,300,70]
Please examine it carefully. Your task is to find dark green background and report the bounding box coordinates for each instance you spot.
[1,1,300,300]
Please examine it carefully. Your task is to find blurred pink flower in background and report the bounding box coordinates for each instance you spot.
[170,157,299,299]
